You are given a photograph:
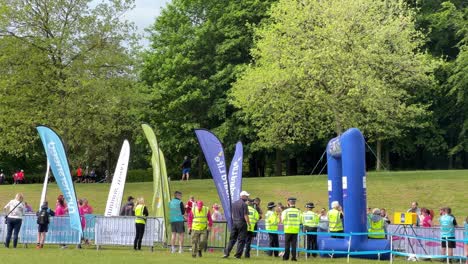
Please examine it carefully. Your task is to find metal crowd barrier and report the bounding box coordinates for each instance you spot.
[167,221,228,249]
[94,216,163,250]
[250,225,468,263]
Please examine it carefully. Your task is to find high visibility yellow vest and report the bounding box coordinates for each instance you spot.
[368,218,385,238]
[282,207,301,234]
[265,210,279,231]
[135,204,146,224]
[248,206,259,232]
[192,206,208,231]
[327,209,343,232]
[302,211,319,228]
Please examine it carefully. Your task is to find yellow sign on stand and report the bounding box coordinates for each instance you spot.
[393,212,417,225]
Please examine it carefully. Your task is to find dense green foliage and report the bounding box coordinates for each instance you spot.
[0,0,143,173]
[0,0,466,178]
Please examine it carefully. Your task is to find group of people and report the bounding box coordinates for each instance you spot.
[75,166,98,183]
[2,193,94,249]
[0,169,25,184]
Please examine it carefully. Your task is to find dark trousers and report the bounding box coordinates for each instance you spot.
[267,233,279,257]
[283,233,298,261]
[225,221,247,258]
[305,227,318,257]
[5,218,22,248]
[134,223,145,250]
[244,231,256,258]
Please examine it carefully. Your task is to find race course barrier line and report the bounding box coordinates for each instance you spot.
[94,216,163,249]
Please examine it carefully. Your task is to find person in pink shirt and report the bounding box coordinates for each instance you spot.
[55,195,68,216]
[421,208,433,227]
[55,194,68,249]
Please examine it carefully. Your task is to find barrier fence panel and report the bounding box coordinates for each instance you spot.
[169,221,228,249]
[388,224,466,258]
[0,215,6,243]
[20,214,81,244]
[94,216,163,248]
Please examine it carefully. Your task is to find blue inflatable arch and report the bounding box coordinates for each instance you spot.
[319,128,390,259]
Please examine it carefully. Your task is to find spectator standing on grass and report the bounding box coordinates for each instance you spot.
[24,202,33,213]
[318,208,329,233]
[55,194,68,249]
[265,202,279,257]
[180,156,191,181]
[185,195,195,215]
[368,208,387,239]
[3,193,24,248]
[223,191,251,259]
[134,197,148,251]
[328,201,344,238]
[380,208,391,224]
[302,202,319,257]
[120,196,135,216]
[36,201,55,249]
[407,201,421,226]
[439,207,457,261]
[421,208,433,227]
[244,198,259,259]
[280,197,302,261]
[169,191,185,254]
[0,169,5,184]
[76,166,83,183]
[188,200,212,258]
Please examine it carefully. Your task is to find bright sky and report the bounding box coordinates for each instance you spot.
[93,0,169,47]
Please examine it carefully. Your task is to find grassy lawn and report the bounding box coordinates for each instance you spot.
[0,170,467,263]
[1,170,467,221]
[0,246,412,264]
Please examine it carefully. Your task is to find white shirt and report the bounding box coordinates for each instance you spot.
[4,199,24,219]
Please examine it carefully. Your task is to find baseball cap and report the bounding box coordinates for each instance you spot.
[240,191,250,197]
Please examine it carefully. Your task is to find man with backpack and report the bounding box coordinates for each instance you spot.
[36,201,55,249]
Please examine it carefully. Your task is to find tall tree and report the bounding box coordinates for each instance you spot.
[141,0,276,177]
[0,0,142,170]
[231,0,435,170]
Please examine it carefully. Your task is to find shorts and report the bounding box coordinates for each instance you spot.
[38,224,49,233]
[182,168,190,174]
[441,237,456,248]
[171,221,185,233]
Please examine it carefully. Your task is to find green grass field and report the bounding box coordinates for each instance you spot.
[0,170,467,263]
[1,170,467,221]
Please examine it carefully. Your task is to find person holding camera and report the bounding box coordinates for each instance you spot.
[3,193,25,248]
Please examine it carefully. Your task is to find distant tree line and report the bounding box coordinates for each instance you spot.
[0,0,466,179]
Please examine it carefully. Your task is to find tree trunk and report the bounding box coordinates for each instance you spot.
[275,149,282,176]
[376,140,382,171]
[384,145,390,170]
[198,150,204,179]
[287,157,298,175]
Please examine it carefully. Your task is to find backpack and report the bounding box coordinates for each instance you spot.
[37,209,49,225]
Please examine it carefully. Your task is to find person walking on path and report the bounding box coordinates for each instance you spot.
[133,197,148,250]
[3,193,25,248]
[188,200,212,258]
[281,197,302,261]
[180,156,191,181]
[169,191,185,253]
[223,191,251,259]
[36,201,55,249]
